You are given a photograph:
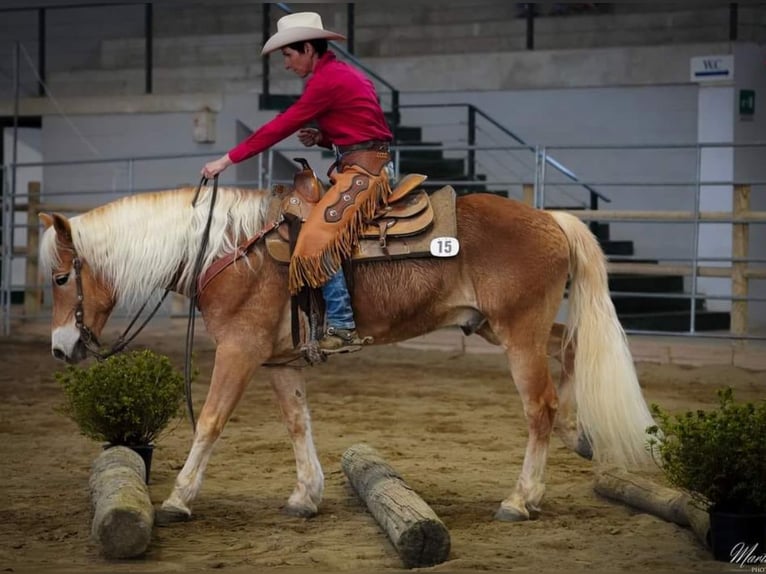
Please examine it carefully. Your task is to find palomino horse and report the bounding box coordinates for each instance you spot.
[39,185,655,522]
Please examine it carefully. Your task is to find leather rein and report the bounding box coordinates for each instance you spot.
[71,253,169,361]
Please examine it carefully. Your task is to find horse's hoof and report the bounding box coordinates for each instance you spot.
[494,506,530,522]
[575,433,593,460]
[156,502,192,525]
[284,503,318,518]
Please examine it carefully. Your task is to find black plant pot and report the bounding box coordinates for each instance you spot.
[103,443,154,484]
[130,444,154,484]
[709,510,766,562]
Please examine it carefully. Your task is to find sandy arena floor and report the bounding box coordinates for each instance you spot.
[1,326,763,574]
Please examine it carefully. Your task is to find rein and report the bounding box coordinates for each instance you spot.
[183,175,220,433]
[72,253,170,361]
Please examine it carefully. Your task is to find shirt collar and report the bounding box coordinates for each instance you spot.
[314,51,336,74]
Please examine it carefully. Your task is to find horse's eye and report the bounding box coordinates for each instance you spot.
[54,273,69,286]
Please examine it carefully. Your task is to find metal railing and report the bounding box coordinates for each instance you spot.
[2,142,765,340]
[399,103,611,211]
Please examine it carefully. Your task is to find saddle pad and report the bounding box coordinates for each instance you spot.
[266,185,457,264]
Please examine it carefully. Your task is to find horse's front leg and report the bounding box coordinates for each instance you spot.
[160,342,261,521]
[268,367,323,517]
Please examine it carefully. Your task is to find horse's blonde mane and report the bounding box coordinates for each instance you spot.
[39,187,270,310]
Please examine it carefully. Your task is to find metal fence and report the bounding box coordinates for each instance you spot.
[2,142,765,339]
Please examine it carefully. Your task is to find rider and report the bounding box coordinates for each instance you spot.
[201,12,393,351]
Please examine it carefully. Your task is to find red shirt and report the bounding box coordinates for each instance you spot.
[228,52,393,163]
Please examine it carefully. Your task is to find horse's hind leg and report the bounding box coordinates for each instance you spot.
[160,342,261,521]
[268,367,324,517]
[496,336,558,522]
[548,324,592,460]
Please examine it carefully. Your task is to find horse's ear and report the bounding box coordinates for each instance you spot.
[50,213,74,247]
[39,212,54,229]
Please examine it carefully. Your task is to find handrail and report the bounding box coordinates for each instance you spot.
[400,102,611,205]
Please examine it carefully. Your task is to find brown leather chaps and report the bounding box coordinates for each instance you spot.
[288,149,392,293]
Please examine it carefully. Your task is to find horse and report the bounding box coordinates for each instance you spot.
[39,184,656,523]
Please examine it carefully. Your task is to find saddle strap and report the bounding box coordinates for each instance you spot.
[196,218,282,297]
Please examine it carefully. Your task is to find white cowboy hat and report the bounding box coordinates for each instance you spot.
[261,12,346,55]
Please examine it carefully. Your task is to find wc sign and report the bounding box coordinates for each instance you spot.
[690,55,734,82]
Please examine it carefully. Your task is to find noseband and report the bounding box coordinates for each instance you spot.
[70,250,168,361]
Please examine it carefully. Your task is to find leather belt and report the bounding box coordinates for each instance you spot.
[335,140,391,155]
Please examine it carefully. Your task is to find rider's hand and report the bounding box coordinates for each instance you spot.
[298,128,323,147]
[201,154,233,179]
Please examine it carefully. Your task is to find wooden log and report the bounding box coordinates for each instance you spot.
[24,182,42,316]
[341,443,450,568]
[89,446,154,558]
[595,468,710,548]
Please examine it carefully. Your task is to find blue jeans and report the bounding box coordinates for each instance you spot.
[321,270,355,329]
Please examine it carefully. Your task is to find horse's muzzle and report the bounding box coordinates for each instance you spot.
[52,339,88,364]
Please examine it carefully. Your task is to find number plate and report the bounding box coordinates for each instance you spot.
[429,237,460,257]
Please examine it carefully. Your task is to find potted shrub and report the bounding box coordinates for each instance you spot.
[647,387,766,562]
[56,349,186,483]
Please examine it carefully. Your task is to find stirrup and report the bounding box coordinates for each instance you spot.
[318,327,372,354]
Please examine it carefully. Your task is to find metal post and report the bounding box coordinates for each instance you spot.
[533,145,541,209]
[539,146,548,208]
[127,159,134,194]
[144,3,153,94]
[3,42,22,335]
[690,144,702,334]
[525,3,534,50]
[589,189,599,236]
[467,106,476,181]
[1,166,8,335]
[346,4,355,54]
[266,149,274,190]
[262,3,271,105]
[38,8,46,97]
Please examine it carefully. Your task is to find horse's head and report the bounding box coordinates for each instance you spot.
[40,212,116,364]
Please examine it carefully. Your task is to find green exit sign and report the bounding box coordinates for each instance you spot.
[739,89,755,116]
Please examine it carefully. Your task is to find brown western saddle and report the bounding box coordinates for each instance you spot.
[264,158,456,263]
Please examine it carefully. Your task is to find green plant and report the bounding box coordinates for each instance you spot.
[647,387,766,514]
[56,349,186,446]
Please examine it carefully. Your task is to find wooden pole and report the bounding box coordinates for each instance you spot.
[341,443,450,568]
[24,182,41,316]
[89,446,154,559]
[595,468,710,549]
[522,183,534,207]
[731,184,750,336]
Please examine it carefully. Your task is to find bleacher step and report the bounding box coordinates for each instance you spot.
[619,310,731,332]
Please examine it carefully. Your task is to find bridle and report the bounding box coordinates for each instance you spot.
[70,249,169,361]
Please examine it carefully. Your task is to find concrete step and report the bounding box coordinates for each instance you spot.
[46,65,301,97]
[101,33,264,69]
[611,294,705,315]
[361,8,733,57]
[96,5,739,67]
[608,274,685,294]
[619,310,731,332]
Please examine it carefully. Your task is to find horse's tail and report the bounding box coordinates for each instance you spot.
[549,211,655,468]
